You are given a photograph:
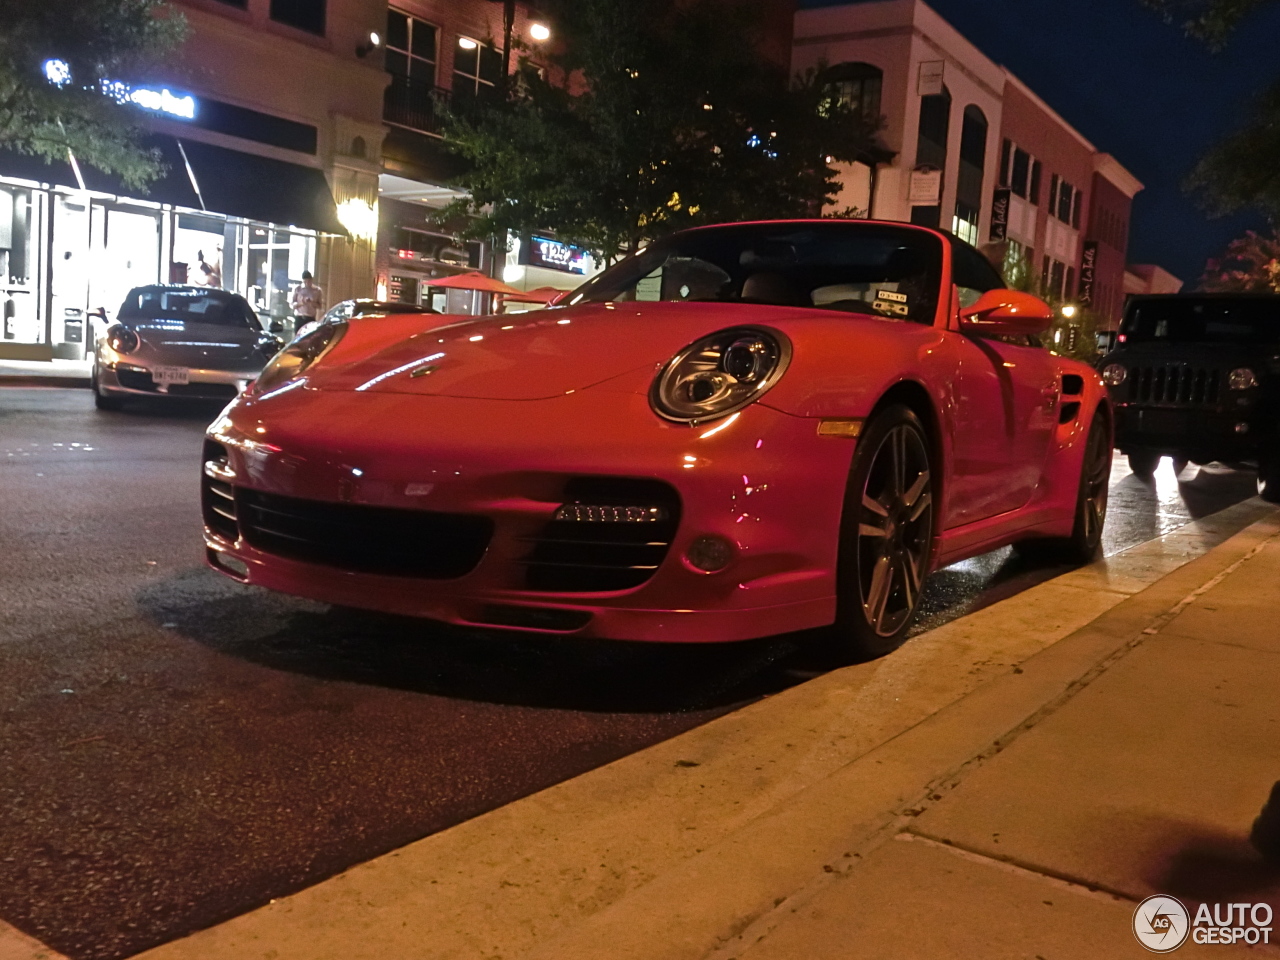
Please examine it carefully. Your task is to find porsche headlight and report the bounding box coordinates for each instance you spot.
[650,327,791,423]
[254,321,346,393]
[106,324,140,354]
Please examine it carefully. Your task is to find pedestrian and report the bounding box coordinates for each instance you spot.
[290,270,325,331]
[1251,781,1280,864]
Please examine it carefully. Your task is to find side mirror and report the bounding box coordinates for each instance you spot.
[959,289,1053,336]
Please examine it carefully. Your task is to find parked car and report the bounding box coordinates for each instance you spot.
[200,220,1111,658]
[92,285,282,410]
[1098,293,1279,502]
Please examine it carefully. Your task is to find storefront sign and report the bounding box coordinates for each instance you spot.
[1079,240,1099,306]
[43,60,197,121]
[989,187,1010,242]
[908,167,942,205]
[525,235,591,274]
[918,61,945,97]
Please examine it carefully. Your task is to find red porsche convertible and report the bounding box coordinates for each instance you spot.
[201,220,1111,658]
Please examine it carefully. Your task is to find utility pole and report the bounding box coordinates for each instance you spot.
[501,0,516,88]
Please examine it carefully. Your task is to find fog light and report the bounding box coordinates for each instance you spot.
[1235,422,1249,434]
[684,535,733,573]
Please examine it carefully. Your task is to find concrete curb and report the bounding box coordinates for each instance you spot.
[125,499,1279,960]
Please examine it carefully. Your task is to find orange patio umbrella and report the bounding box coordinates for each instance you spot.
[502,285,574,304]
[424,271,526,297]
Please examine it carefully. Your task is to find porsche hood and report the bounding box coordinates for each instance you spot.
[305,302,820,401]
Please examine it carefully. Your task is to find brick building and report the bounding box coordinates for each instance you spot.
[0,0,387,360]
[792,0,1170,330]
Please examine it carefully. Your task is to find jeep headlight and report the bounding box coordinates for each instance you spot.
[254,320,346,393]
[650,327,790,424]
[1101,363,1127,386]
[1228,367,1258,390]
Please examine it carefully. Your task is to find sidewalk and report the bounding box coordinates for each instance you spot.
[0,358,91,389]
[112,499,1278,960]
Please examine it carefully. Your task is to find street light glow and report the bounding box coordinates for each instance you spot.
[1061,304,1078,318]
[529,22,551,42]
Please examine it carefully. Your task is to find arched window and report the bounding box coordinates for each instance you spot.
[350,135,367,159]
[911,84,951,228]
[953,105,987,244]
[821,62,883,121]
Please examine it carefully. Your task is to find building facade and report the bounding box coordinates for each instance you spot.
[793,0,1161,330]
[0,0,389,361]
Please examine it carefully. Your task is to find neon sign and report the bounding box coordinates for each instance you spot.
[42,62,197,121]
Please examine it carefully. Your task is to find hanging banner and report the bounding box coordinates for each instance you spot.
[989,187,1011,242]
[1079,240,1099,306]
[918,61,945,97]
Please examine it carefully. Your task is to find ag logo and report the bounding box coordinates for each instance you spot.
[1134,895,1190,953]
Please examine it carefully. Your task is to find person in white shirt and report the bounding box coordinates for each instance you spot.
[291,271,325,327]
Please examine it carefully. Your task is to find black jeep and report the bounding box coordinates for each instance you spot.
[1098,293,1279,502]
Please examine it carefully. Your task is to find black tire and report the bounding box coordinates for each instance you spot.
[1014,409,1111,565]
[1128,450,1160,479]
[824,405,936,661]
[1259,453,1280,504]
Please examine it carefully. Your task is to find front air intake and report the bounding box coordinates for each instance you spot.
[521,478,681,592]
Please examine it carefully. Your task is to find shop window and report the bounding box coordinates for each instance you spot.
[0,184,38,344]
[822,62,883,121]
[270,0,326,37]
[452,37,503,111]
[386,10,437,83]
[952,202,980,246]
[911,84,950,228]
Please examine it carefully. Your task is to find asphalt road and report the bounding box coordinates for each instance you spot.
[0,387,1262,959]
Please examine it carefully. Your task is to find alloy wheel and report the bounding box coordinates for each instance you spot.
[1079,420,1110,547]
[855,423,933,637]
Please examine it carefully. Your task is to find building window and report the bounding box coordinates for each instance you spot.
[270,0,325,36]
[822,62,883,121]
[452,36,503,109]
[953,105,986,245]
[1071,190,1082,229]
[386,10,437,84]
[212,0,248,7]
[1029,160,1042,206]
[1010,148,1030,198]
[911,84,950,228]
[1057,179,1073,223]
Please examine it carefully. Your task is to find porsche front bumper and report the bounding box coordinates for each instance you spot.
[202,387,855,643]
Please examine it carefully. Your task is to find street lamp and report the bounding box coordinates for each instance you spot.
[1060,304,1078,319]
[529,22,551,42]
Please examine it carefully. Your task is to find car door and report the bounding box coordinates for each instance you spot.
[942,241,1060,525]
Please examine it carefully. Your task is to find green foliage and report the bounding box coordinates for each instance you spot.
[1139,0,1274,48]
[1000,244,1100,361]
[439,0,887,260]
[1186,79,1280,219]
[0,0,186,189]
[1200,228,1280,291]
[1141,0,1280,219]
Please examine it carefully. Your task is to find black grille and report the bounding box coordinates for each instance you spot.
[522,478,681,593]
[169,382,238,399]
[1126,364,1222,406]
[237,488,492,579]
[201,440,238,541]
[116,367,158,391]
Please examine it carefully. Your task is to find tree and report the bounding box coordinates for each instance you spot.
[439,0,887,261]
[1142,0,1280,218]
[0,0,185,189]
[1200,229,1280,292]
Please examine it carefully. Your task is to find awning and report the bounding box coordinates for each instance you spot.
[0,136,346,235]
[179,140,346,235]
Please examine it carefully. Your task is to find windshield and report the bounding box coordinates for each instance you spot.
[118,288,258,329]
[569,222,944,324]
[1122,298,1280,344]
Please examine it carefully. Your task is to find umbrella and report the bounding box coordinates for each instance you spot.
[424,271,526,297]
[502,286,574,304]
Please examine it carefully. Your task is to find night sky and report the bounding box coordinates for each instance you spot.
[797,0,1280,287]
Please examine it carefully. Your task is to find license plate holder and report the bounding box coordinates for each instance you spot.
[152,365,190,386]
